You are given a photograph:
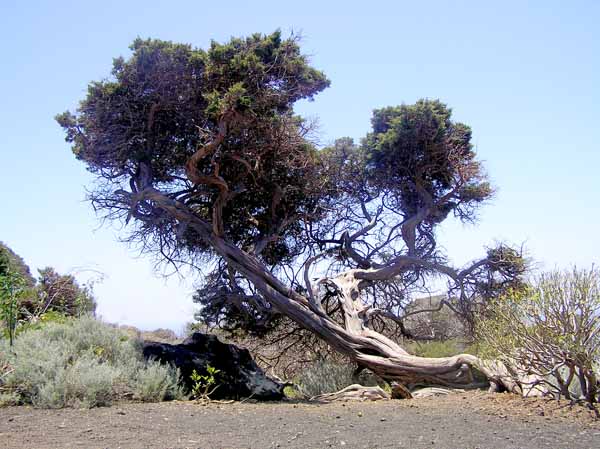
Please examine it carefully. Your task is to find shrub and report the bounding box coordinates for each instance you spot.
[34,354,121,408]
[295,359,356,397]
[133,361,184,402]
[477,267,600,408]
[0,391,19,406]
[0,316,184,408]
[405,339,463,358]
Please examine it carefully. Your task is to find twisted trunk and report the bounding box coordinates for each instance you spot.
[143,187,520,396]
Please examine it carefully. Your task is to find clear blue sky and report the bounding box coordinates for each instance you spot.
[1,1,598,332]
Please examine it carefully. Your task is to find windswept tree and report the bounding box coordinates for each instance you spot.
[58,32,526,395]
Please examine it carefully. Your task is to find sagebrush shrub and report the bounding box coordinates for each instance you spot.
[404,339,463,358]
[295,359,356,397]
[133,360,184,402]
[0,316,184,408]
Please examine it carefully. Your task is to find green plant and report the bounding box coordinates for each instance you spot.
[0,270,27,346]
[282,385,302,399]
[57,32,530,395]
[190,365,221,401]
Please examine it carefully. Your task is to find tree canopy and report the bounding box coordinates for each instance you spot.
[58,31,526,394]
[0,242,35,287]
[57,32,329,265]
[0,243,96,320]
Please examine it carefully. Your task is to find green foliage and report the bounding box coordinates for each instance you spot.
[0,242,35,287]
[35,353,121,408]
[282,384,302,399]
[57,31,526,358]
[0,270,28,346]
[320,100,492,223]
[0,243,96,340]
[0,316,184,408]
[189,365,221,400]
[295,359,356,397]
[29,267,97,318]
[133,360,185,402]
[57,32,329,265]
[0,246,8,278]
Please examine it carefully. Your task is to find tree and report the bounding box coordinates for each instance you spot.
[477,268,600,409]
[0,243,96,326]
[28,267,97,318]
[0,242,35,287]
[57,32,526,395]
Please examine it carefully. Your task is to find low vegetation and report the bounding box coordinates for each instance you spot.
[404,339,465,359]
[477,267,600,409]
[0,316,184,408]
[189,365,221,401]
[294,359,357,398]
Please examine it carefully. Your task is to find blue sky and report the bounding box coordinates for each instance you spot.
[1,1,598,332]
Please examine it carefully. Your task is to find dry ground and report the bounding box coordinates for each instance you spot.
[1,391,599,449]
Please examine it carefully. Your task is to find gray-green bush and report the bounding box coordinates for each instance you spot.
[0,316,184,408]
[295,359,357,397]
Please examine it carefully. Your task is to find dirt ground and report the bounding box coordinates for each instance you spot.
[1,390,599,449]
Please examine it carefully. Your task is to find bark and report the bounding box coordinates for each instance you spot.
[140,186,521,396]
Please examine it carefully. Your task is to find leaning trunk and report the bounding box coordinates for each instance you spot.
[149,189,520,396]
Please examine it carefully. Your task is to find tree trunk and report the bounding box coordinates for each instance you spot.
[146,188,521,395]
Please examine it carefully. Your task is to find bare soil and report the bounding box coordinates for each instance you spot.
[1,391,598,449]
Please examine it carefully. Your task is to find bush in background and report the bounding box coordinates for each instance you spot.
[0,316,184,408]
[295,359,357,397]
[405,339,462,358]
[0,242,98,342]
[27,266,97,318]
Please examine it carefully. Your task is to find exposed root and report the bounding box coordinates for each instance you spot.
[310,384,390,402]
[411,387,462,398]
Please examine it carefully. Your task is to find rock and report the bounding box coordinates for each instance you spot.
[142,332,284,400]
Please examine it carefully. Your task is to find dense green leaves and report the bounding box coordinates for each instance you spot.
[57,31,330,263]
[56,38,207,181]
[32,267,96,317]
[0,243,34,287]
[57,31,328,182]
[364,99,492,221]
